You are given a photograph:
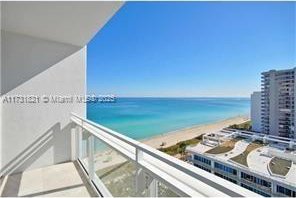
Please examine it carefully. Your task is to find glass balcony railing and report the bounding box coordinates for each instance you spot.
[70,113,259,197]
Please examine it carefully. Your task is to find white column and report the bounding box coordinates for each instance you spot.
[237,169,241,186]
[211,159,215,174]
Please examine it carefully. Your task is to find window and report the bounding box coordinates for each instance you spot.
[214,162,237,175]
[194,163,211,173]
[214,172,237,184]
[241,172,271,188]
[277,185,296,197]
[241,183,270,197]
[193,155,211,166]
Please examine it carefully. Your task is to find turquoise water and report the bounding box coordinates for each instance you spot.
[87,98,250,140]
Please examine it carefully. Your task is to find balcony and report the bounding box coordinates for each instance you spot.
[0,162,96,197]
[0,113,259,197]
[0,2,273,197]
[68,113,257,197]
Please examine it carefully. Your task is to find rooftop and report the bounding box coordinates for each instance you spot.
[230,140,264,167]
[205,138,244,155]
[186,129,296,186]
[269,157,292,176]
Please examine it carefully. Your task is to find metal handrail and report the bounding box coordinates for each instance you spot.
[71,113,260,197]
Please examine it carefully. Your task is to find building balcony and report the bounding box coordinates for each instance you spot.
[0,2,285,197]
[0,162,96,197]
[0,114,258,197]
[69,114,259,197]
[279,119,292,122]
[261,117,269,120]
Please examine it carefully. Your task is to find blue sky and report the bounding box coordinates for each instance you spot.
[87,2,295,97]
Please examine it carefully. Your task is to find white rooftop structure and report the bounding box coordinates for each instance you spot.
[186,129,296,196]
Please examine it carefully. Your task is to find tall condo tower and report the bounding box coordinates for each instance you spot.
[261,68,296,138]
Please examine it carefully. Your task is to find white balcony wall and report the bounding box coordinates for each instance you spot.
[1,31,86,175]
[0,1,123,176]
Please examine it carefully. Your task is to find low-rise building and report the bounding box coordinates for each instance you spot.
[186,129,296,197]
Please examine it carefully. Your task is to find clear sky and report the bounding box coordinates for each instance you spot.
[87,2,295,97]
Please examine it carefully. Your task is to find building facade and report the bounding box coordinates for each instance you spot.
[251,91,262,132]
[186,129,296,197]
[188,152,296,197]
[261,68,296,138]
[0,1,123,176]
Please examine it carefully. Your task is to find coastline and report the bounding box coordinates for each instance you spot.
[142,115,250,149]
[93,114,250,171]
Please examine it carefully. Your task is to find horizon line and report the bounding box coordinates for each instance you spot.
[92,95,251,98]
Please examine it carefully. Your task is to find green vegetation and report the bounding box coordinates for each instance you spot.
[230,140,263,167]
[205,138,242,154]
[229,121,252,131]
[159,135,203,157]
[269,157,292,176]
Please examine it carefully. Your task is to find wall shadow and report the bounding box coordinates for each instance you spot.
[0,172,22,197]
[0,121,78,196]
[0,122,75,176]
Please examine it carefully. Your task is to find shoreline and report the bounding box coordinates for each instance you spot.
[141,114,250,149]
[93,114,250,170]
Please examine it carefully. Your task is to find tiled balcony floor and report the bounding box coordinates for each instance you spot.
[0,162,97,197]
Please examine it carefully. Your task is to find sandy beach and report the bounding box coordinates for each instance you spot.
[92,115,250,196]
[92,115,249,171]
[92,115,249,184]
[142,115,249,149]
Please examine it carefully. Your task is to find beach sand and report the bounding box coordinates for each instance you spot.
[142,115,249,149]
[92,115,249,184]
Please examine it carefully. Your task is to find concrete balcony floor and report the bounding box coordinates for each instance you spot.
[0,162,97,197]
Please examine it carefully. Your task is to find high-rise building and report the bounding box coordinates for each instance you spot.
[251,91,262,132]
[261,68,296,138]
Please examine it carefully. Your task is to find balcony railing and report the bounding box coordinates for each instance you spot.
[70,113,259,197]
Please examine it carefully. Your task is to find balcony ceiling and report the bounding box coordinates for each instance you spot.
[1,2,124,46]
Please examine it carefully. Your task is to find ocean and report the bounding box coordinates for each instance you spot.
[87,97,250,140]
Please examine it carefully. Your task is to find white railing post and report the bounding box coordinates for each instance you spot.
[135,148,144,195]
[71,126,77,161]
[77,127,82,159]
[88,134,95,180]
[136,148,143,162]
[149,179,158,197]
[71,125,82,160]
